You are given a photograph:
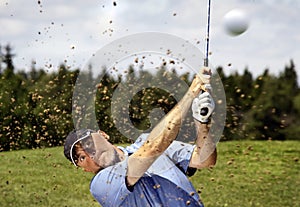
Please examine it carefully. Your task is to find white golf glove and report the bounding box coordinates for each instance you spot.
[192,91,215,123]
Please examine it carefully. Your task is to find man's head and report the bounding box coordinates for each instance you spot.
[64,129,121,173]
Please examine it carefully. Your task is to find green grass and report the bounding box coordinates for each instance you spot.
[1,141,299,207]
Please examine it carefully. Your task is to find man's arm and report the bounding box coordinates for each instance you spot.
[189,91,217,169]
[126,75,204,186]
[189,121,217,169]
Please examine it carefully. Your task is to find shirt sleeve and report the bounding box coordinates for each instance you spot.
[164,141,196,174]
[123,133,148,154]
[123,133,196,175]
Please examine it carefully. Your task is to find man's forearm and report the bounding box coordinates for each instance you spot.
[127,76,203,185]
[189,121,217,168]
[136,77,203,157]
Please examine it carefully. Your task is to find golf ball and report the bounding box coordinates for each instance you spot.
[223,9,249,36]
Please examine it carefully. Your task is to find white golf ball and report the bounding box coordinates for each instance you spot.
[223,9,249,36]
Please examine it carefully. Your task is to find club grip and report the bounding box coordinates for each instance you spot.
[200,107,209,116]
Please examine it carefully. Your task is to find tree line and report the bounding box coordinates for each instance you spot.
[0,44,299,151]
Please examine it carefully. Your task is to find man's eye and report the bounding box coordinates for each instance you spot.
[79,156,85,162]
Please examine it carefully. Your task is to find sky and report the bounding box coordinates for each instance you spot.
[0,0,299,84]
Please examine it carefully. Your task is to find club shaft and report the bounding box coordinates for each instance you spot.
[204,0,211,67]
[201,0,212,117]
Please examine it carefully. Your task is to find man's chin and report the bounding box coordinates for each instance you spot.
[101,150,121,168]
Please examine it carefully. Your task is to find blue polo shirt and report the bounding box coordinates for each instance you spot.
[90,133,204,207]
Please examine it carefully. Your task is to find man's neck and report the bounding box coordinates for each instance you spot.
[114,145,125,161]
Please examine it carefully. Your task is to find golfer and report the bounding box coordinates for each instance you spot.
[64,71,217,207]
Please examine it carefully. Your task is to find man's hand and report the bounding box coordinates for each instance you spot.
[189,67,212,96]
[199,67,211,84]
[192,91,215,123]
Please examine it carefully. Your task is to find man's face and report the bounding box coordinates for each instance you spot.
[76,147,101,174]
[77,132,121,173]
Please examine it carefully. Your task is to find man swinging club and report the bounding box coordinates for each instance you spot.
[63,66,217,207]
